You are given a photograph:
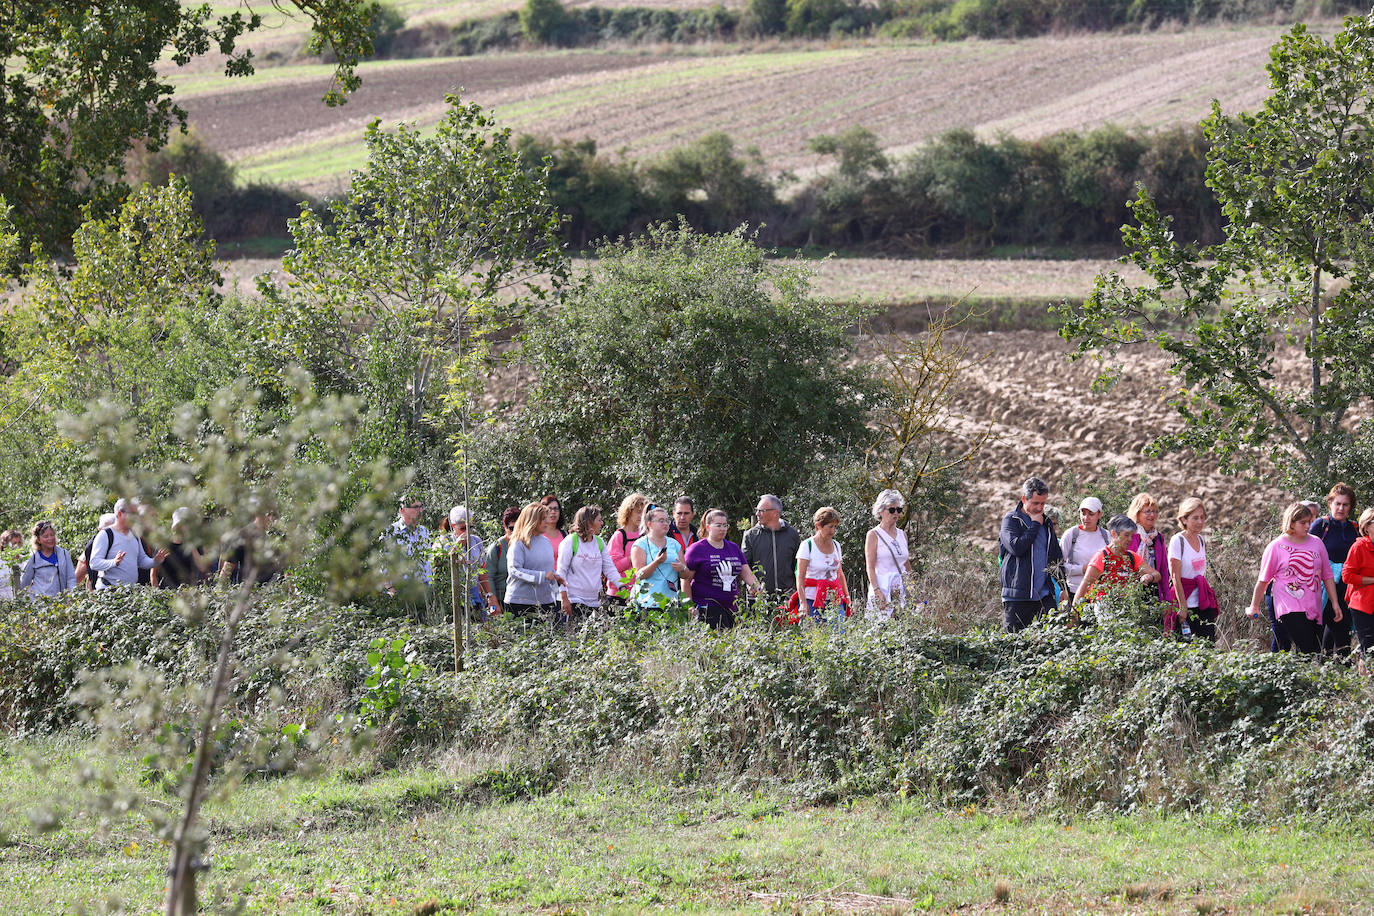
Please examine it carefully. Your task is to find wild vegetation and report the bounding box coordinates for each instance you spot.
[5,11,1374,913]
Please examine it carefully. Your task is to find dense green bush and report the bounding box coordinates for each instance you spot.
[11,589,1374,822]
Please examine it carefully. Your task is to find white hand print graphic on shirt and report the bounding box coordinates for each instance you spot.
[714,559,737,592]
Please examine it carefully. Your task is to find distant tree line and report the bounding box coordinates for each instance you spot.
[350,0,1360,59]
[129,122,1220,254]
[520,123,1221,252]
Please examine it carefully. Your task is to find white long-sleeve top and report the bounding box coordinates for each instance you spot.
[556,535,621,606]
[88,528,157,588]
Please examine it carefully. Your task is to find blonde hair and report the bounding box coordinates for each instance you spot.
[1281,501,1314,535]
[616,492,649,530]
[1126,493,1158,526]
[1175,497,1205,525]
[813,506,841,529]
[511,502,546,547]
[698,508,729,540]
[1358,507,1374,538]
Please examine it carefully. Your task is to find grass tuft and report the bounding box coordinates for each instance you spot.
[993,878,1012,903]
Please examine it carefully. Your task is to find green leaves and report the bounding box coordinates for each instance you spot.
[1059,12,1374,488]
[258,96,567,504]
[0,0,374,258]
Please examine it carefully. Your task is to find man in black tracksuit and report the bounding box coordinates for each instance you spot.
[743,493,802,604]
[999,476,1063,632]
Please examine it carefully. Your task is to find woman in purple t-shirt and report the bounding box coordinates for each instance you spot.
[682,508,761,629]
[1247,502,1344,654]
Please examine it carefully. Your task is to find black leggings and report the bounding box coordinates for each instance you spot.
[1003,596,1054,633]
[1321,581,1352,655]
[1185,606,1218,641]
[1351,610,1374,653]
[1280,612,1323,654]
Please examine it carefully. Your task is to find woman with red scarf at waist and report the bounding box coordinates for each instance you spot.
[790,506,850,625]
[1167,497,1219,640]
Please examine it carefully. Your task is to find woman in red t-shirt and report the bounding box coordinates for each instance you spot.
[1074,514,1162,608]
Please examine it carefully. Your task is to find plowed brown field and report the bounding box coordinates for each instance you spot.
[177,25,1293,193]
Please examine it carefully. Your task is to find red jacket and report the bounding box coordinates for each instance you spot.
[1344,536,1374,615]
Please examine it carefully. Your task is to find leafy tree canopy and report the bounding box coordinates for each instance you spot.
[476,223,878,516]
[1059,13,1374,494]
[0,0,375,258]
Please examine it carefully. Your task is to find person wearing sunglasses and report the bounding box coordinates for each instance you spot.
[441,505,499,618]
[865,489,911,620]
[485,506,520,614]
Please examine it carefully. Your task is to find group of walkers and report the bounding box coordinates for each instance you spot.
[17,474,1373,656]
[1000,476,1374,656]
[2,499,275,598]
[380,490,915,631]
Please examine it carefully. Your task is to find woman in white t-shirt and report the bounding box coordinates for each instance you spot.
[795,506,849,625]
[865,489,911,620]
[1167,496,1218,640]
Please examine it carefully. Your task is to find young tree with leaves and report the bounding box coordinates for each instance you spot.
[59,373,409,916]
[256,96,567,504]
[1059,13,1374,494]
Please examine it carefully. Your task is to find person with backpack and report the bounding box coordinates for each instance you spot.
[1311,483,1359,655]
[607,492,648,607]
[1246,502,1343,654]
[999,477,1064,632]
[440,505,499,619]
[74,512,116,590]
[1060,497,1111,595]
[485,506,520,615]
[87,498,170,588]
[1167,497,1218,639]
[556,505,621,631]
[865,489,911,620]
[19,520,77,597]
[1339,507,1374,656]
[1072,514,1161,610]
[539,494,567,556]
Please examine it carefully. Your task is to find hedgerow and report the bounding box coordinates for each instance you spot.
[5,590,1373,822]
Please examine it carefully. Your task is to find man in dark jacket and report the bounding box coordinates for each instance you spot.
[999,477,1063,632]
[743,493,802,602]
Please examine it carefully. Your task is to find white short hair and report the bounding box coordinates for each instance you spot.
[872,489,905,520]
[448,505,470,526]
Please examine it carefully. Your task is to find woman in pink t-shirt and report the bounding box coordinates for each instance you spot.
[1247,502,1344,654]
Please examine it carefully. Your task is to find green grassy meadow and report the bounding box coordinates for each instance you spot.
[3,735,1371,915]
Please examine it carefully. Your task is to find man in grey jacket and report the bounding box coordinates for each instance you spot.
[743,494,802,602]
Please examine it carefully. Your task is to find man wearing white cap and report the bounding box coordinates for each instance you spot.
[88,498,170,588]
[1059,496,1111,595]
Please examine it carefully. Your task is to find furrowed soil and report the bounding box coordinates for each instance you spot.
[177,25,1294,192]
